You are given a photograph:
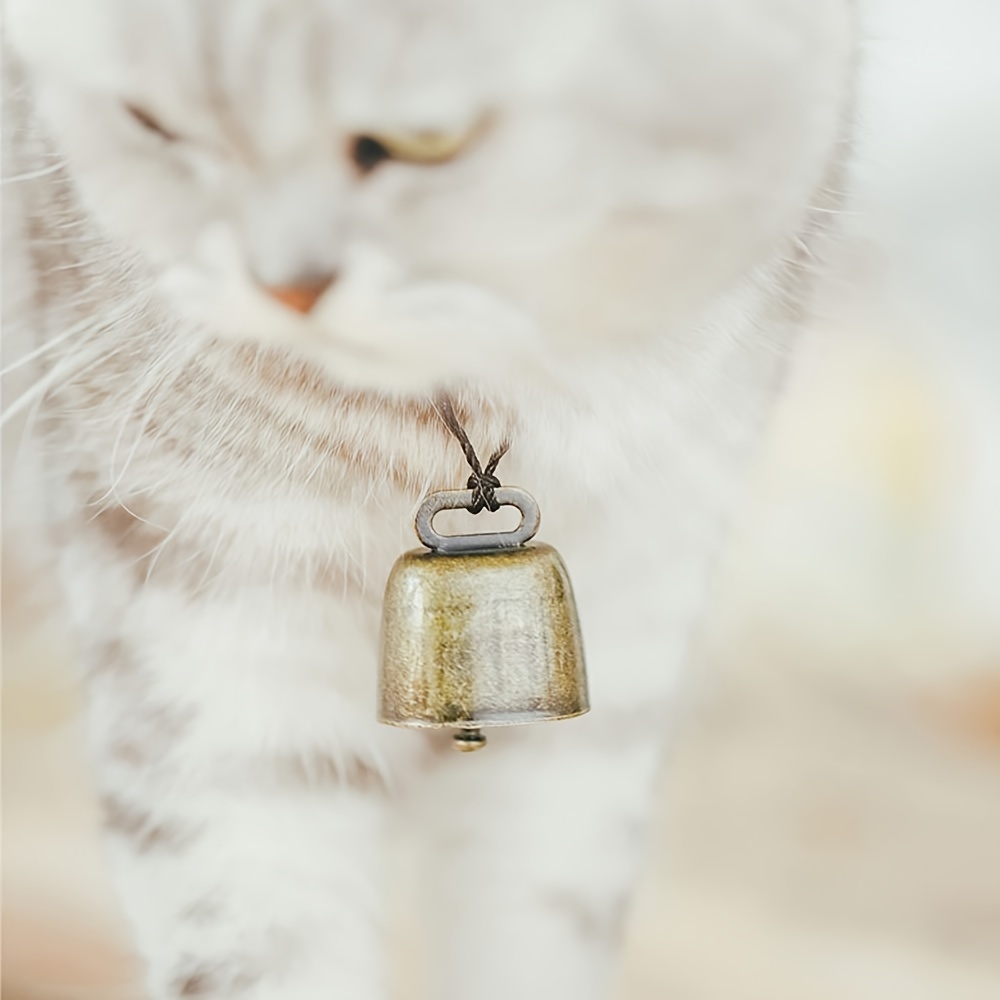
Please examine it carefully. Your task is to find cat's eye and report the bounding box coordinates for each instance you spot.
[125,103,180,143]
[349,128,475,175]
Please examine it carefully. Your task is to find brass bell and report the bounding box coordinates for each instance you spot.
[378,487,588,751]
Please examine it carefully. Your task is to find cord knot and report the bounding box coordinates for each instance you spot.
[466,462,503,514]
[434,395,510,514]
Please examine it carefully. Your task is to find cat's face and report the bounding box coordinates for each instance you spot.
[10,0,854,390]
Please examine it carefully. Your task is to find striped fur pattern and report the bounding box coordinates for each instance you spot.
[4,1,855,997]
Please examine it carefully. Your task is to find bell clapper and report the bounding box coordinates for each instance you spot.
[452,728,487,752]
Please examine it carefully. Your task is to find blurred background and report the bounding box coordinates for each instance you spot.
[4,0,1000,997]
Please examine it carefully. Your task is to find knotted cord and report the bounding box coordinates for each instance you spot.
[433,394,510,513]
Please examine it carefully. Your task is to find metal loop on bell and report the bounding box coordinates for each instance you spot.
[415,487,541,554]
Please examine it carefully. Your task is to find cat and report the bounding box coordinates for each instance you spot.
[3,1,856,997]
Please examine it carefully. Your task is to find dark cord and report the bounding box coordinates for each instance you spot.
[433,394,510,513]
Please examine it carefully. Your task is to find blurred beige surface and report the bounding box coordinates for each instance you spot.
[3,577,139,1000]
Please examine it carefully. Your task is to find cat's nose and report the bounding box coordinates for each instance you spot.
[263,273,337,315]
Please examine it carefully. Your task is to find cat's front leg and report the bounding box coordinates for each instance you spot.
[414,714,666,1000]
[408,521,689,1000]
[80,573,392,1000]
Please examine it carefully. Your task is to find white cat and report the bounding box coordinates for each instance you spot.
[3,1,855,997]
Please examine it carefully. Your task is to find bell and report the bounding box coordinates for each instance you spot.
[378,487,588,751]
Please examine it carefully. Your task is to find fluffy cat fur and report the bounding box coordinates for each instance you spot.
[3,1,855,997]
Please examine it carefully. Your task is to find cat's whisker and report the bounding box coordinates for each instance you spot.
[808,204,855,217]
[2,159,67,184]
[0,303,136,378]
[104,350,184,499]
[791,235,820,264]
[1,338,122,428]
[299,445,334,487]
[133,526,193,589]
[46,260,92,273]
[103,328,207,500]
[186,526,227,598]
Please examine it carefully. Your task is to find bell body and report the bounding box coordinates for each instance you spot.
[379,541,588,731]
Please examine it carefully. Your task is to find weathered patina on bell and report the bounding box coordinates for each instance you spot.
[378,487,588,751]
